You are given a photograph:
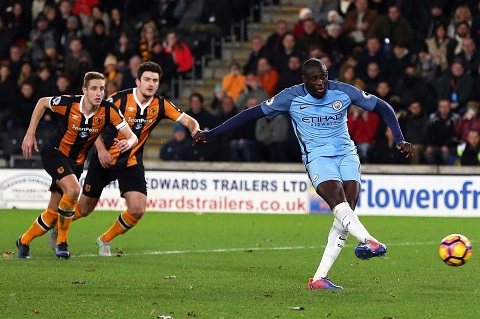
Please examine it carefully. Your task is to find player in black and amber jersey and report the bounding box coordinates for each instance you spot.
[49,61,200,256]
[16,71,138,259]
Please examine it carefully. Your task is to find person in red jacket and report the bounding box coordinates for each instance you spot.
[163,31,193,74]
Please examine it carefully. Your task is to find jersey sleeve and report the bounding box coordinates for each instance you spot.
[164,99,183,121]
[259,87,297,117]
[49,95,76,115]
[337,82,378,111]
[107,102,128,130]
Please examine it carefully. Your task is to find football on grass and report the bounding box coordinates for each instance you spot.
[438,234,472,267]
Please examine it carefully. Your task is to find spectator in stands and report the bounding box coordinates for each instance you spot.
[310,0,342,26]
[417,2,450,44]
[265,20,289,57]
[85,19,114,72]
[0,16,15,60]
[6,1,31,43]
[221,62,246,103]
[341,0,377,47]
[347,99,380,163]
[454,37,479,76]
[276,55,303,93]
[6,81,38,130]
[42,3,64,43]
[470,2,480,43]
[0,65,16,126]
[363,61,383,94]
[120,55,142,90]
[435,59,474,115]
[424,99,460,165]
[354,36,386,80]
[160,123,192,161]
[425,23,451,74]
[17,61,35,87]
[109,6,135,41]
[447,5,473,39]
[255,113,289,162]
[236,74,269,110]
[186,92,217,161]
[29,14,58,68]
[213,95,238,161]
[103,54,123,90]
[256,57,279,98]
[57,0,74,35]
[242,35,269,76]
[368,5,415,53]
[457,129,480,166]
[64,37,92,92]
[325,23,354,70]
[414,47,436,85]
[53,74,75,95]
[455,101,480,143]
[372,126,409,164]
[39,40,65,77]
[105,80,118,99]
[296,18,328,59]
[60,15,84,56]
[320,54,339,80]
[395,64,437,115]
[163,31,193,75]
[149,40,176,97]
[386,42,412,88]
[337,0,355,18]
[229,97,259,162]
[87,5,111,36]
[138,21,160,62]
[272,32,301,76]
[338,62,357,85]
[293,7,321,38]
[446,21,470,67]
[35,66,57,97]
[112,32,137,72]
[151,0,179,38]
[72,0,100,35]
[210,83,225,112]
[403,101,428,164]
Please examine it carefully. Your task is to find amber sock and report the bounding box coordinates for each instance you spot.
[57,194,77,244]
[21,208,58,245]
[101,211,140,242]
[73,202,82,220]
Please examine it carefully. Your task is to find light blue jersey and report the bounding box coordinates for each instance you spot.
[260,81,377,165]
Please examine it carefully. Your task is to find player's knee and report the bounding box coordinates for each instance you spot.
[128,207,145,219]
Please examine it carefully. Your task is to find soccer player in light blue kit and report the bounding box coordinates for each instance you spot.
[194,59,415,290]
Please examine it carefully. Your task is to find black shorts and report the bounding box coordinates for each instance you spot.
[82,154,147,198]
[41,144,83,193]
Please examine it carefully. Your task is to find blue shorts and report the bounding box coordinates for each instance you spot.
[306,153,361,189]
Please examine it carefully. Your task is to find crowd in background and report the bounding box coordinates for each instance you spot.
[0,0,479,165]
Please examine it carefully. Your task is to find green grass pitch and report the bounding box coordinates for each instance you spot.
[0,209,478,319]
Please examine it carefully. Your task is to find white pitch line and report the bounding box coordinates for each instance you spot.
[1,240,470,260]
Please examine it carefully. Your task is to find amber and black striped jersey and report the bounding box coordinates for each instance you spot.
[102,88,184,169]
[48,95,128,166]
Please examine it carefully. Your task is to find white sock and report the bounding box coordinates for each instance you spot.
[332,202,374,243]
[313,219,348,281]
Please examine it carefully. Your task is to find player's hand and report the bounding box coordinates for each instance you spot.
[192,130,209,145]
[22,133,38,159]
[114,138,131,153]
[397,141,415,158]
[97,149,113,168]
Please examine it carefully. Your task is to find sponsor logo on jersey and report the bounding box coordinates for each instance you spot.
[332,100,342,110]
[299,104,313,110]
[128,117,152,123]
[302,113,343,124]
[313,174,319,182]
[72,124,99,133]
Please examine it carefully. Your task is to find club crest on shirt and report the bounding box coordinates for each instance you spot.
[332,100,342,110]
[95,117,103,124]
[149,107,157,114]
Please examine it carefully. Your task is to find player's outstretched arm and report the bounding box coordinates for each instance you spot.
[22,97,51,158]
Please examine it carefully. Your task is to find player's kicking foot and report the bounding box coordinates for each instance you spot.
[16,237,30,259]
[55,242,70,259]
[97,236,111,257]
[308,277,343,290]
[47,227,58,251]
[354,239,387,260]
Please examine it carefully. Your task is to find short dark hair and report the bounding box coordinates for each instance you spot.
[83,71,104,87]
[302,58,328,77]
[137,61,162,79]
[189,92,204,104]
